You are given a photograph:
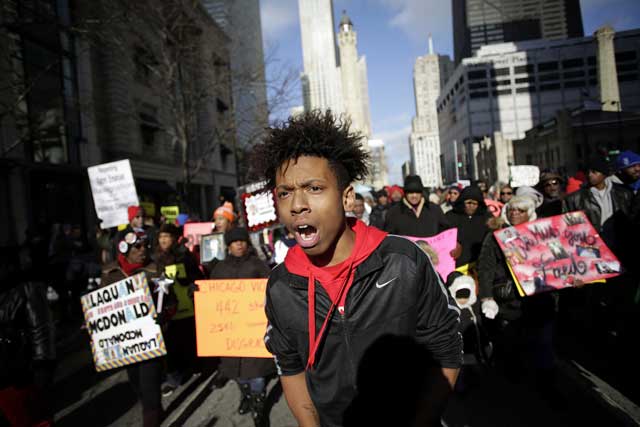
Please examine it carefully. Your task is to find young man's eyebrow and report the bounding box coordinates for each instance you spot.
[276,179,326,189]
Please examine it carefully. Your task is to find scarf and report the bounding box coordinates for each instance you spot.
[284,218,387,370]
[117,253,145,276]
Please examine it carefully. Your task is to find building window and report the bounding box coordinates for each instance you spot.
[617,63,638,73]
[539,73,560,82]
[619,74,638,82]
[492,89,511,97]
[490,68,510,77]
[515,77,535,84]
[468,70,487,80]
[469,81,487,89]
[491,79,510,87]
[615,51,637,62]
[563,70,585,79]
[587,56,596,65]
[516,86,536,93]
[469,91,488,99]
[562,58,584,69]
[514,64,535,75]
[564,80,586,88]
[540,83,561,91]
[538,61,559,72]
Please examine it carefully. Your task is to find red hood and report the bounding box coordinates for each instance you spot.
[284,218,387,370]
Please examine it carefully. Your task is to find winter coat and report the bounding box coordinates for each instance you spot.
[445,186,491,267]
[265,235,462,427]
[384,198,451,238]
[0,281,55,388]
[562,183,634,265]
[368,205,387,230]
[209,253,275,380]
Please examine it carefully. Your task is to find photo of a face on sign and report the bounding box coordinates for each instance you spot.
[200,233,226,263]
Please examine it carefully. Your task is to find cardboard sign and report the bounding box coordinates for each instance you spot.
[183,222,215,252]
[485,199,503,217]
[509,165,540,188]
[88,159,139,229]
[493,211,621,297]
[404,228,458,281]
[80,273,166,372]
[160,206,180,225]
[194,279,271,358]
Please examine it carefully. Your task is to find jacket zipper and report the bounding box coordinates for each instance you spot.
[340,309,357,391]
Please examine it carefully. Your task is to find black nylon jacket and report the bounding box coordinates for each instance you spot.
[264,236,462,427]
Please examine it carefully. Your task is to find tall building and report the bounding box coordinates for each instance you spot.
[366,139,388,189]
[453,0,584,64]
[409,36,454,188]
[297,3,372,139]
[298,0,343,113]
[202,0,269,149]
[338,12,372,138]
[437,28,640,183]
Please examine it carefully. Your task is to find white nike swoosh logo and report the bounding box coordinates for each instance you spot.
[376,277,397,289]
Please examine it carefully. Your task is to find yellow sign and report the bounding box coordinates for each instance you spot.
[164,264,187,279]
[160,206,180,224]
[194,279,271,358]
[140,201,156,217]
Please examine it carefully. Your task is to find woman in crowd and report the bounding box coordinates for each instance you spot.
[152,223,203,396]
[477,196,571,403]
[498,184,514,204]
[100,231,176,427]
[213,202,236,234]
[209,227,275,425]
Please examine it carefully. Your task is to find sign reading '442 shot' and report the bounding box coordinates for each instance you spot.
[493,211,621,297]
[80,273,166,371]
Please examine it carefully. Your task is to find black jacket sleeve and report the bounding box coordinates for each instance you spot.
[477,234,499,300]
[414,250,462,369]
[23,282,56,362]
[264,272,304,376]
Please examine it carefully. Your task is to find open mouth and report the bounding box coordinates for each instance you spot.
[294,224,320,248]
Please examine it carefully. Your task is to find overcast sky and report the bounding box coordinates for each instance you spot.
[260,0,640,185]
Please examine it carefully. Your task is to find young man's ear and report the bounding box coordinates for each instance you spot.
[342,185,355,212]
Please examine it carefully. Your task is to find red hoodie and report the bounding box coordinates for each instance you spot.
[284,218,387,369]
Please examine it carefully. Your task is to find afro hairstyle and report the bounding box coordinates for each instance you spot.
[249,110,369,190]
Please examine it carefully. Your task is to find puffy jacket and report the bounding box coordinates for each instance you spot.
[0,281,55,387]
[264,236,462,427]
[562,183,633,231]
[445,186,491,267]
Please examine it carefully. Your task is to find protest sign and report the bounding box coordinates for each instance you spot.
[88,159,139,229]
[80,273,166,372]
[194,279,271,358]
[238,181,278,232]
[404,228,458,281]
[485,199,503,217]
[140,202,156,217]
[493,211,621,297]
[509,165,540,188]
[183,222,215,252]
[200,233,226,263]
[160,206,180,225]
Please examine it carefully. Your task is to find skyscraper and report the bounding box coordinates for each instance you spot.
[409,37,453,187]
[453,0,584,64]
[338,11,372,138]
[298,0,343,114]
[202,0,269,149]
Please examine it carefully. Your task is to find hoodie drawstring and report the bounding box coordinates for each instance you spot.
[306,261,354,370]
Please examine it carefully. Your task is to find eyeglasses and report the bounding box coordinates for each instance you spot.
[544,180,560,187]
[500,191,513,195]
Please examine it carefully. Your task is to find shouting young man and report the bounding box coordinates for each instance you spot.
[251,111,461,427]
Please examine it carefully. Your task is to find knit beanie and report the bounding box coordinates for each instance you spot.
[213,201,236,223]
[128,206,142,223]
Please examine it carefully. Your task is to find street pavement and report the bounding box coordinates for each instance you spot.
[52,321,639,427]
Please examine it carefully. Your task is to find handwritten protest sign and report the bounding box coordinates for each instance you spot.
[493,211,621,297]
[194,279,271,358]
[160,206,180,225]
[88,159,139,229]
[509,165,540,188]
[80,273,166,372]
[404,228,458,281]
[183,222,215,252]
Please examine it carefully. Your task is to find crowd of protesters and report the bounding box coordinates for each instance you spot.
[2,108,639,427]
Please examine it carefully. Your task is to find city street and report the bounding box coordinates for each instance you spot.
[51,319,640,427]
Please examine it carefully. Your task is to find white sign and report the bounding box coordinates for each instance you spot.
[88,159,139,229]
[244,191,277,227]
[80,273,166,372]
[510,165,540,188]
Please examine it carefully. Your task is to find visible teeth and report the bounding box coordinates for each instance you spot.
[298,225,308,230]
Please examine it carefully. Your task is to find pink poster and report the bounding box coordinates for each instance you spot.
[404,228,458,281]
[485,199,503,217]
[493,211,621,296]
[183,222,215,252]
